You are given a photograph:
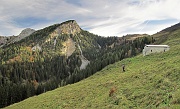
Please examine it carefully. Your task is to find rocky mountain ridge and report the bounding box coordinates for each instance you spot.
[57,20,81,35]
[0,28,35,47]
[0,36,17,46]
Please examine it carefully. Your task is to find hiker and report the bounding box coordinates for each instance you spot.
[122,64,125,72]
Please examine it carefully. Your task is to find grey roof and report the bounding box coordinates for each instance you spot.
[146,45,169,47]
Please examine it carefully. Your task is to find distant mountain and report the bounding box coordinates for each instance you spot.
[0,28,35,47]
[0,20,154,108]
[15,28,35,42]
[122,34,149,40]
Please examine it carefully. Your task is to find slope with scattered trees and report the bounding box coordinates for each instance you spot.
[4,21,180,109]
[0,20,154,108]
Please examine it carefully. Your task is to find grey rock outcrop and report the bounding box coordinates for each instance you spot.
[32,44,42,51]
[15,28,35,42]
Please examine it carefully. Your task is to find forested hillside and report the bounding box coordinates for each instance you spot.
[4,21,180,109]
[0,20,154,108]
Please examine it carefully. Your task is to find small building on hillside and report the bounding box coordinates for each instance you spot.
[143,45,170,56]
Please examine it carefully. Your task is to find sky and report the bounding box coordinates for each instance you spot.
[0,0,180,37]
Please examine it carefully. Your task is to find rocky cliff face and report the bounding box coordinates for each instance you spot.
[46,20,81,45]
[56,20,81,35]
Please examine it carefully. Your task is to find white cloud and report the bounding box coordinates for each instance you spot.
[0,0,179,36]
[80,0,180,36]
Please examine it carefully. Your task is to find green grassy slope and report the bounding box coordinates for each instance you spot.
[5,31,180,109]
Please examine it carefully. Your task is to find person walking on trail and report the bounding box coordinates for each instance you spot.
[122,64,125,72]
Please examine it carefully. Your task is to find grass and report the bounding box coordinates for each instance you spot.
[4,32,180,109]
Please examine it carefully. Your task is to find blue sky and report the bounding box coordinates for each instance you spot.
[0,0,179,36]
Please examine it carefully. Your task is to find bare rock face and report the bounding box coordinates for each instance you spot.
[15,28,35,42]
[56,20,81,35]
[32,44,42,51]
[61,38,76,57]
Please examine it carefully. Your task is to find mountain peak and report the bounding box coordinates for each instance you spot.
[16,28,35,42]
[56,20,81,35]
[19,28,35,37]
[61,20,77,24]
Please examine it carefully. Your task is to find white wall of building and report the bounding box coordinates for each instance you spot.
[143,45,170,56]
